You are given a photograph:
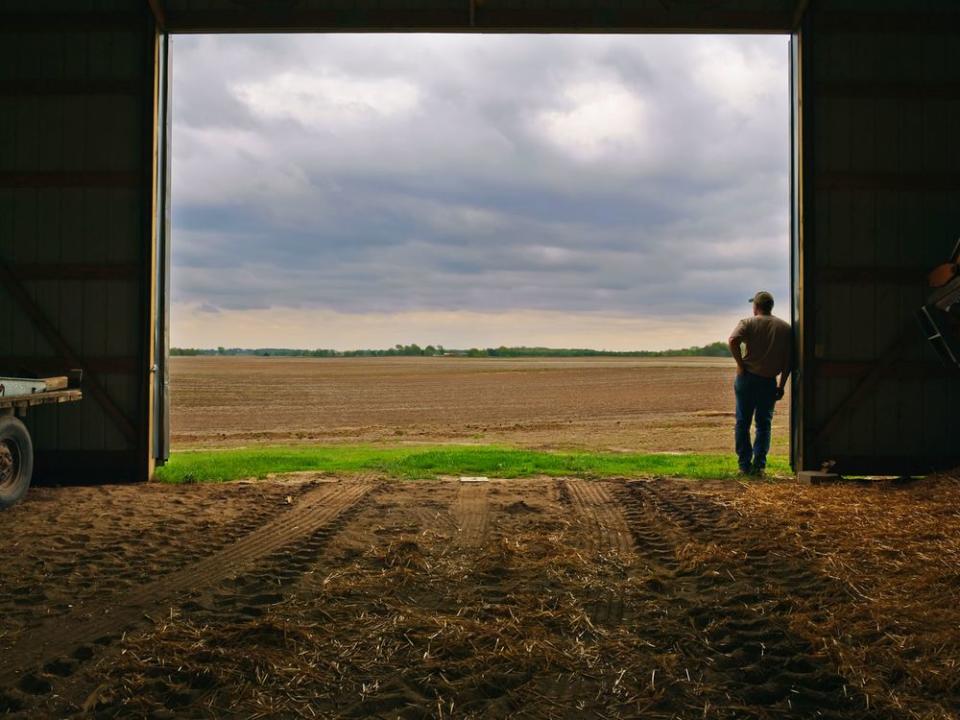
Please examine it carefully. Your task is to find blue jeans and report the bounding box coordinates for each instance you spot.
[734,372,777,472]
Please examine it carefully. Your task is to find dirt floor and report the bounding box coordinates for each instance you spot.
[2,473,957,719]
[170,356,790,454]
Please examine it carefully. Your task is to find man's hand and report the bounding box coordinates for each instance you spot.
[775,387,785,401]
[728,337,746,376]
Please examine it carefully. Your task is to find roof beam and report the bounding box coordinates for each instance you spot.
[0,12,142,32]
[0,172,141,189]
[816,360,953,379]
[815,266,932,286]
[0,357,138,375]
[792,0,810,30]
[0,78,142,97]
[147,0,166,30]
[164,7,793,34]
[816,171,960,192]
[816,10,960,34]
[814,80,960,100]
[9,264,141,282]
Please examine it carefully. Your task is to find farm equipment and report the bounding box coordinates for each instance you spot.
[918,239,960,370]
[0,372,82,509]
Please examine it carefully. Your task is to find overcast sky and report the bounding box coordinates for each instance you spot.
[171,34,790,351]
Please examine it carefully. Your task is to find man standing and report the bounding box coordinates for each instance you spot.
[727,291,792,476]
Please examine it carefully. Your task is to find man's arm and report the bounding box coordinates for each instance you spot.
[776,334,794,401]
[728,336,746,375]
[776,368,791,401]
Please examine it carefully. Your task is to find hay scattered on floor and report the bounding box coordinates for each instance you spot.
[66,475,959,719]
[730,472,960,720]
[91,527,706,719]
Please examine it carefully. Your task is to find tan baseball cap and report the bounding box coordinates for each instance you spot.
[749,291,775,306]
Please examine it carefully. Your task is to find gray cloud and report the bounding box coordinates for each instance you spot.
[172,34,790,327]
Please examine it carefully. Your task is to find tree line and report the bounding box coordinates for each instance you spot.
[170,341,729,358]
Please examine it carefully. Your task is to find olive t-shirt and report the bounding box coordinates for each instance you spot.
[729,314,793,379]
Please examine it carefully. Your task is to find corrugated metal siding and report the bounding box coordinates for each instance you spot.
[0,0,155,480]
[800,0,960,473]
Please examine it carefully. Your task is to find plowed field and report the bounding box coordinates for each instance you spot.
[170,356,790,454]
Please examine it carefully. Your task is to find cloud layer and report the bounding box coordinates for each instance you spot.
[172,34,790,349]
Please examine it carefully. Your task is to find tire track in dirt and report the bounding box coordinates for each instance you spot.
[0,482,372,697]
[185,485,376,627]
[619,480,874,719]
[560,479,634,626]
[453,481,491,548]
[261,481,486,720]
[0,482,318,649]
[642,482,832,603]
[458,482,550,714]
[51,484,380,717]
[563,479,633,554]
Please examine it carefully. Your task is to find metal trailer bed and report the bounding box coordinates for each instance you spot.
[0,374,83,509]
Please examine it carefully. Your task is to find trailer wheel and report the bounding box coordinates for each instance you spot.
[0,416,33,510]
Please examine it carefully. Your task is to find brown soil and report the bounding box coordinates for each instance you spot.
[171,356,790,453]
[3,475,956,719]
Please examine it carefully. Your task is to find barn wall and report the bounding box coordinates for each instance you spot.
[799,0,960,473]
[0,1,157,481]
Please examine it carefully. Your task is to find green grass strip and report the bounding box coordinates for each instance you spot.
[155,445,791,484]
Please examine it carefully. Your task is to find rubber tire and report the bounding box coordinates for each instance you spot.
[0,415,33,510]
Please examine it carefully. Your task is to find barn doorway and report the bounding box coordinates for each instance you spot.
[157,33,794,472]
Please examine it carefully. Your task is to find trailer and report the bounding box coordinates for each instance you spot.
[0,373,82,509]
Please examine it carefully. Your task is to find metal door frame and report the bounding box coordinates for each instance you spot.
[149,7,807,473]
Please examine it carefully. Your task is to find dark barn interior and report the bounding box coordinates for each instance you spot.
[1,0,958,481]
